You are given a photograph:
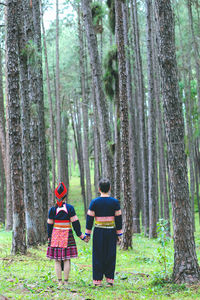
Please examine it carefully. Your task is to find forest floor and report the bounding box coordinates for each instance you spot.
[1,177,200,299]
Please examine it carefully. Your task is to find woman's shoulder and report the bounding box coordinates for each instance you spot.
[49,206,56,212]
[48,206,56,217]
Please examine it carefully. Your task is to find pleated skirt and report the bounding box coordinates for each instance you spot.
[47,229,78,260]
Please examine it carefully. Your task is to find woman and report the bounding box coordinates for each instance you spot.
[47,182,85,286]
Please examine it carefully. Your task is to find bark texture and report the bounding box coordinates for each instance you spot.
[146,0,157,238]
[115,0,133,249]
[0,150,5,224]
[6,0,26,254]
[32,0,48,239]
[41,12,55,205]
[78,4,92,208]
[155,0,200,283]
[132,0,148,234]
[18,0,38,246]
[56,0,62,182]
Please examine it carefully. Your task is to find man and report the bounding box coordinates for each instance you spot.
[85,178,123,286]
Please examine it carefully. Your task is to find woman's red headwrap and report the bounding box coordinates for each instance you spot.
[55,182,67,207]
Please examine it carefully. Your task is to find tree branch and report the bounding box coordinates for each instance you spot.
[0,2,7,6]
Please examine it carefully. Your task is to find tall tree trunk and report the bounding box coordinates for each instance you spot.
[113,81,121,201]
[154,57,169,227]
[0,46,6,172]
[61,114,69,193]
[187,0,200,116]
[78,3,92,207]
[30,118,44,243]
[81,0,114,183]
[194,152,200,224]
[185,57,195,231]
[130,1,142,230]
[70,102,87,215]
[0,149,5,225]
[21,0,47,244]
[92,87,101,195]
[132,0,148,234]
[122,1,140,232]
[3,5,12,230]
[146,0,157,238]
[56,0,61,182]
[6,0,26,254]
[155,0,200,283]
[5,93,12,230]
[18,0,38,246]
[41,9,55,206]
[32,0,48,241]
[0,46,6,225]
[176,6,196,231]
[115,0,133,250]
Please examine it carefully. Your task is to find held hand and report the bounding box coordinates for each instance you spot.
[117,236,122,245]
[84,235,91,243]
[48,237,51,247]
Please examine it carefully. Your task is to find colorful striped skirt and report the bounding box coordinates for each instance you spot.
[47,229,78,260]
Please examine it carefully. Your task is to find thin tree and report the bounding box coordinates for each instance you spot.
[70,100,87,215]
[131,0,148,234]
[81,0,114,183]
[78,3,92,207]
[146,0,157,238]
[3,4,12,230]
[122,1,140,233]
[155,0,200,283]
[41,7,55,205]
[56,0,62,182]
[0,149,5,224]
[115,0,133,249]
[61,114,69,191]
[0,46,6,173]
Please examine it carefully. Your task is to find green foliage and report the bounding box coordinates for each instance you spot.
[156,219,171,279]
[21,40,40,67]
[90,1,105,33]
[103,70,114,98]
[106,0,115,34]
[103,46,118,100]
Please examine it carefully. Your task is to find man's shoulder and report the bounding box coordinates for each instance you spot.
[92,196,101,201]
[90,197,101,204]
[109,196,119,202]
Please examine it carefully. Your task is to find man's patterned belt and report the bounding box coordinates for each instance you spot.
[95,221,115,229]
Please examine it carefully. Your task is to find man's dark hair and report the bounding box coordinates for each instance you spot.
[99,178,110,193]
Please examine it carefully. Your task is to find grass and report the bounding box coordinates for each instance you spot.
[1,176,200,299]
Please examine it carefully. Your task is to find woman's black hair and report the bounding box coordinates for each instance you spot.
[99,178,110,193]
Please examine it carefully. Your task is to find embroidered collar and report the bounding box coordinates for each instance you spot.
[56,204,68,215]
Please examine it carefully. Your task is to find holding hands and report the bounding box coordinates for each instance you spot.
[84,235,90,243]
[81,233,90,243]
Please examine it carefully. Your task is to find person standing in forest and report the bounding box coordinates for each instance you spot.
[84,179,123,286]
[47,182,85,286]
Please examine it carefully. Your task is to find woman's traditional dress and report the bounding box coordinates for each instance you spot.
[47,203,84,261]
[85,197,123,285]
